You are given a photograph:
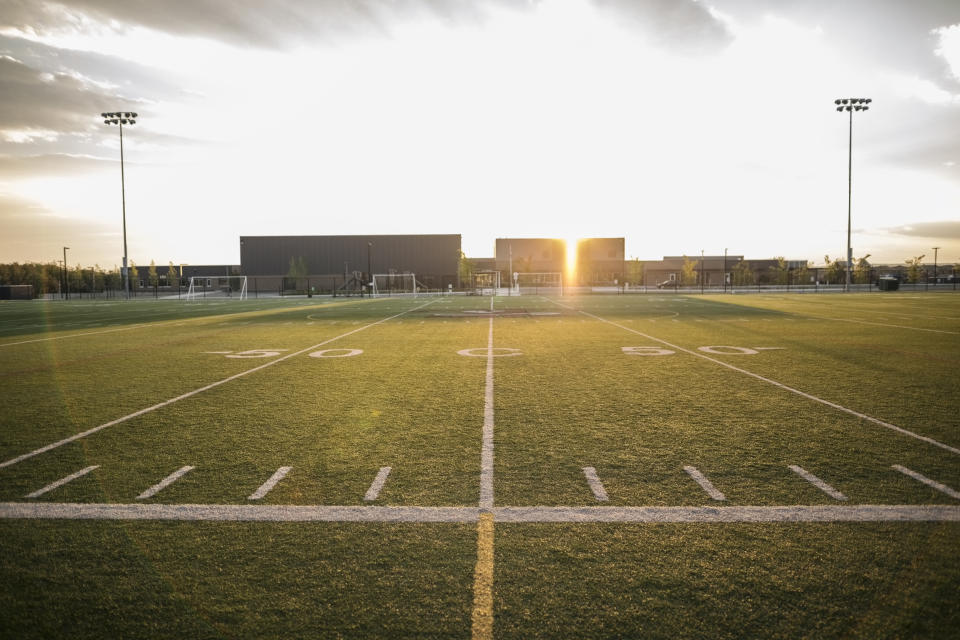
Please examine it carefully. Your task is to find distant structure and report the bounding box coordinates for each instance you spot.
[239,234,461,291]
[491,237,625,285]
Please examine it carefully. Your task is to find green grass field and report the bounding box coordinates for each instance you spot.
[1,292,958,638]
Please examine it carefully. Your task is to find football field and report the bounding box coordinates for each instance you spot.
[0,292,958,638]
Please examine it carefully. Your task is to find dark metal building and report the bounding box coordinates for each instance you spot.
[239,234,461,289]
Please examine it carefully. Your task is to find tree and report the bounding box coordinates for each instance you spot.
[768,257,788,285]
[148,260,158,287]
[680,255,697,286]
[625,258,644,286]
[287,256,308,290]
[457,250,474,283]
[167,262,179,287]
[793,261,810,286]
[853,254,872,284]
[905,255,925,283]
[823,255,845,285]
[129,261,139,288]
[732,261,754,286]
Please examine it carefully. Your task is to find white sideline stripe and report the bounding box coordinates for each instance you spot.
[893,465,960,500]
[788,465,848,501]
[684,466,726,501]
[553,302,960,457]
[364,467,392,501]
[0,302,434,470]
[25,466,99,498]
[0,324,144,347]
[583,467,609,501]
[492,505,960,523]
[136,466,195,499]
[480,316,495,509]
[810,314,958,335]
[1,503,958,523]
[248,467,292,500]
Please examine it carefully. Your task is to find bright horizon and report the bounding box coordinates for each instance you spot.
[1,0,959,269]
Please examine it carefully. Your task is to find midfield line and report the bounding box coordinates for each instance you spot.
[0,301,434,470]
[550,300,960,456]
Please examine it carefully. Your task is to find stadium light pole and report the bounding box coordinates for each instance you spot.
[932,246,940,288]
[834,97,871,292]
[63,246,70,300]
[102,111,137,299]
[367,241,373,296]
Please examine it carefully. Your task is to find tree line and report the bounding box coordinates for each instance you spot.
[0,260,183,296]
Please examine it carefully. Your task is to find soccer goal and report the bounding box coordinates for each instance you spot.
[371,273,417,297]
[514,272,563,296]
[184,276,247,300]
[470,271,501,296]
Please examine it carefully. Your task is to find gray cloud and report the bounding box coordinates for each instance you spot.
[1,0,730,53]
[882,221,960,240]
[711,0,960,88]
[592,0,731,53]
[0,153,113,179]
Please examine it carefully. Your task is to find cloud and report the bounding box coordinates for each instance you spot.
[882,220,960,240]
[0,193,118,263]
[0,153,114,179]
[591,0,731,53]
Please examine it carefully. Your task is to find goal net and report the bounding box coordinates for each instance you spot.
[184,276,247,300]
[371,273,417,297]
[470,271,501,296]
[514,272,563,296]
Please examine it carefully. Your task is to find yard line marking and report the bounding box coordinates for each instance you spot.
[248,467,292,500]
[788,465,848,501]
[0,324,144,347]
[364,467,392,501]
[480,316,495,509]
[583,467,609,501]
[471,512,495,640]
[816,315,958,335]
[683,466,726,501]
[551,301,960,456]
[137,466,195,499]
[892,465,960,500]
[25,466,99,498]
[0,301,434,470]
[2,503,959,523]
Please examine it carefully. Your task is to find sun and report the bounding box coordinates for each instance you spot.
[565,237,580,282]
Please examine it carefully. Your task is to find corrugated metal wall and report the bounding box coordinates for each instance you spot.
[239,234,461,282]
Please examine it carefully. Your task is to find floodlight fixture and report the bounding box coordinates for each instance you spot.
[102,111,137,298]
[834,97,872,291]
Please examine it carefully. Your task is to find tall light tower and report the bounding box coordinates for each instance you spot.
[102,111,137,298]
[933,246,940,287]
[834,98,871,291]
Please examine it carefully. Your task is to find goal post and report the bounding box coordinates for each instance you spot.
[371,273,417,297]
[515,272,563,296]
[184,276,247,300]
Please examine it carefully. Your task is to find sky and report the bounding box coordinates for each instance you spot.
[1,0,958,269]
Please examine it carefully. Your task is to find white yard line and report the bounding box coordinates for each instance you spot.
[683,466,726,501]
[0,324,145,347]
[788,465,848,501]
[893,465,960,500]
[25,466,99,498]
[550,301,960,456]
[248,467,292,500]
[1,502,958,522]
[364,467,392,501]
[0,302,433,470]
[137,466,195,499]
[811,314,958,335]
[480,316,495,509]
[583,467,609,501]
